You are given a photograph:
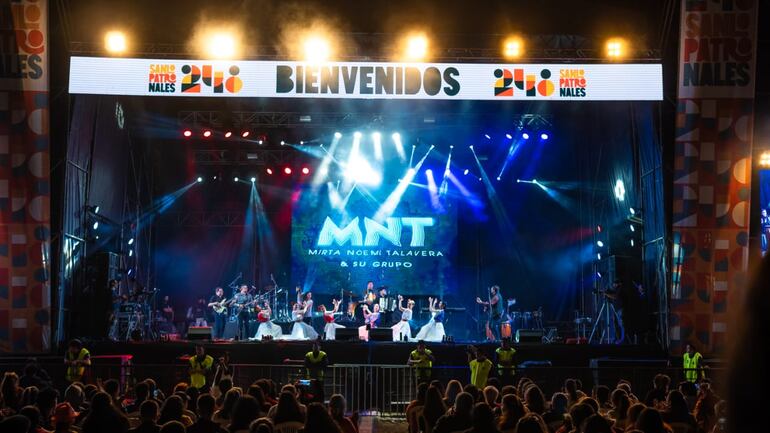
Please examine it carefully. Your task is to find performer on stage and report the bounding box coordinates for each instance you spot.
[320,299,345,341]
[207,287,228,340]
[253,301,283,340]
[415,297,446,342]
[296,286,314,326]
[364,281,377,307]
[359,303,380,341]
[187,297,208,327]
[476,285,503,341]
[289,302,319,340]
[392,295,414,342]
[232,285,254,341]
[378,286,396,326]
[161,295,175,323]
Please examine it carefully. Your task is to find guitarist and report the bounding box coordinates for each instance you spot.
[476,285,503,341]
[232,285,254,340]
[208,287,228,340]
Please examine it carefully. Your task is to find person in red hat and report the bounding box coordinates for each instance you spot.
[52,402,79,433]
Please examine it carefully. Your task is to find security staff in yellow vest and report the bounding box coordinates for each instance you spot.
[64,339,91,383]
[495,338,517,384]
[683,343,704,383]
[468,345,493,389]
[407,340,435,383]
[304,341,329,380]
[189,345,214,390]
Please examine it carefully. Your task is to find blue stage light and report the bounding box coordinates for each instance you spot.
[354,131,362,139]
[540,133,549,140]
[597,240,604,247]
[597,253,602,260]
[505,133,512,139]
[128,238,134,245]
[522,133,530,140]
[334,131,342,138]
[464,169,470,175]
[197,176,203,183]
[484,134,491,140]
[629,207,636,215]
[93,221,99,230]
[630,224,635,232]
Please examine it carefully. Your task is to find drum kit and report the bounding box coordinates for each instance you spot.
[501,307,545,343]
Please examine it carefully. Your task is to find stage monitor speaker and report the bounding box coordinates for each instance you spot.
[188,326,212,341]
[369,328,394,342]
[516,329,544,344]
[334,328,360,341]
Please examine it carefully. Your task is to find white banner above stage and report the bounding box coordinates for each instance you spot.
[69,56,662,101]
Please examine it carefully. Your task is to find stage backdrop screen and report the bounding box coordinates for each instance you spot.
[291,182,457,296]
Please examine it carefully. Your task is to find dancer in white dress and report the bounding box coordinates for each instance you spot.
[252,302,283,340]
[392,295,414,341]
[288,302,318,340]
[415,297,446,342]
[320,299,345,340]
[358,304,380,341]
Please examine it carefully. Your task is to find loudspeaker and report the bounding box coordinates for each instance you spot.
[188,326,212,341]
[369,328,394,342]
[334,328,360,341]
[516,329,544,344]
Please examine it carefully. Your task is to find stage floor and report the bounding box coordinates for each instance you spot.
[88,339,667,367]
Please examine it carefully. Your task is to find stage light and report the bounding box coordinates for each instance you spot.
[241,131,250,138]
[522,132,530,140]
[614,179,626,201]
[196,176,203,183]
[224,131,232,138]
[251,177,256,183]
[631,239,635,247]
[464,169,470,175]
[93,206,100,214]
[505,133,512,139]
[205,32,238,59]
[606,38,626,59]
[233,177,239,182]
[128,249,133,257]
[404,33,429,61]
[629,207,636,215]
[334,132,342,139]
[597,272,602,279]
[128,238,134,245]
[266,168,274,175]
[258,140,263,145]
[302,167,310,175]
[503,36,524,59]
[496,176,501,181]
[540,132,549,140]
[345,156,382,186]
[93,222,99,230]
[104,31,128,54]
[183,129,193,138]
[630,224,635,232]
[760,151,770,167]
[391,132,400,141]
[469,145,474,150]
[597,253,602,260]
[284,167,292,175]
[372,132,383,160]
[202,130,212,138]
[516,179,520,183]
[533,179,539,184]
[303,35,332,62]
[353,131,362,139]
[484,134,491,140]
[597,225,602,232]
[597,240,604,248]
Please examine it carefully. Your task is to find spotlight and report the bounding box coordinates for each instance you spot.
[266,168,273,175]
[280,140,285,146]
[197,176,203,183]
[205,32,237,59]
[251,177,256,183]
[202,130,212,138]
[630,224,635,232]
[522,132,530,140]
[353,131,362,139]
[464,169,470,175]
[597,253,602,260]
[300,141,304,145]
[391,132,400,140]
[234,177,239,182]
[614,179,626,201]
[503,36,524,59]
[631,239,635,247]
[183,129,193,138]
[372,132,381,140]
[496,176,501,181]
[596,240,604,248]
[93,206,100,214]
[334,132,342,139]
[104,31,128,54]
[629,207,636,215]
[606,38,626,59]
[303,35,332,62]
[241,131,250,138]
[505,133,512,139]
[128,238,134,245]
[404,33,429,61]
[469,145,474,150]
[93,221,99,230]
[302,167,310,175]
[284,167,292,175]
[597,272,602,279]
[258,140,263,145]
[596,225,602,232]
[484,134,491,140]
[224,131,233,138]
[516,179,520,183]
[128,250,133,257]
[540,133,549,140]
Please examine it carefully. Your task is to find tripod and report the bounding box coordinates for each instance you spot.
[589,293,625,344]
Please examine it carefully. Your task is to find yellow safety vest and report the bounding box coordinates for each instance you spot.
[470,358,493,388]
[65,348,90,382]
[305,351,327,380]
[496,347,516,375]
[410,349,433,378]
[683,352,703,382]
[189,355,213,389]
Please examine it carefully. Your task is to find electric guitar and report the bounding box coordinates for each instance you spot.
[211,298,229,315]
[233,299,258,315]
